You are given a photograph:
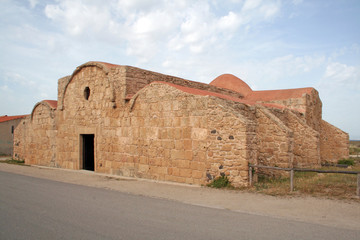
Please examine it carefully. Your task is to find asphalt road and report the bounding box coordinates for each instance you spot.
[0,171,358,240]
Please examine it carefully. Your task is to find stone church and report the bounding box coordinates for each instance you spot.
[13,61,349,186]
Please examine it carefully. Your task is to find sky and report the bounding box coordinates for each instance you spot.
[0,0,359,139]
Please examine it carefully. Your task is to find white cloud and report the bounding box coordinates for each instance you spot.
[242,0,262,11]
[228,54,326,88]
[42,0,282,61]
[241,0,281,23]
[28,0,38,9]
[323,62,360,89]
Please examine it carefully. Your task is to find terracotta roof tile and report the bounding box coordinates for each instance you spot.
[246,88,314,101]
[210,74,315,102]
[0,114,28,123]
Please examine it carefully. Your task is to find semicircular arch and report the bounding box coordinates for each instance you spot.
[60,62,114,110]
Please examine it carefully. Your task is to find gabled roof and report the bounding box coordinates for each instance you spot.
[0,115,28,123]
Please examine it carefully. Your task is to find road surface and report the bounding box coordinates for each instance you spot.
[0,170,359,240]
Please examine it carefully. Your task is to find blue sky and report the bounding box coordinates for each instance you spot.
[1,0,359,139]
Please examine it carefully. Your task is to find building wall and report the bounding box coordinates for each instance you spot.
[272,109,320,168]
[124,66,244,99]
[54,63,259,186]
[116,83,213,185]
[57,65,118,169]
[0,118,23,155]
[123,83,253,186]
[320,120,349,164]
[26,103,57,166]
[304,89,322,132]
[256,107,294,175]
[56,72,254,186]
[13,117,29,160]
[12,61,349,187]
[206,98,256,186]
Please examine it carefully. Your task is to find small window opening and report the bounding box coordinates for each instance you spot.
[11,125,14,134]
[84,87,90,100]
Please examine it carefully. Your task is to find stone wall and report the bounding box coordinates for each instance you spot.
[13,117,28,160]
[272,109,320,168]
[256,89,322,132]
[57,65,116,169]
[320,120,349,164]
[13,103,57,166]
[124,66,244,99]
[304,89,322,132]
[57,76,71,110]
[28,103,57,166]
[12,61,349,187]
[117,83,212,185]
[56,72,253,186]
[108,83,251,186]
[256,106,294,175]
[206,98,256,186]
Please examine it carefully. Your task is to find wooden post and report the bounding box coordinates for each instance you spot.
[357,173,360,197]
[249,166,253,186]
[290,169,294,192]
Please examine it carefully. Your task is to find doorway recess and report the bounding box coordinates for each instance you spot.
[81,134,94,171]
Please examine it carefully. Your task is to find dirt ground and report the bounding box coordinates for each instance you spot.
[1,160,359,231]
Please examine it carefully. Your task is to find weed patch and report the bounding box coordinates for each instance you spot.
[0,159,27,166]
[338,159,354,166]
[207,176,233,189]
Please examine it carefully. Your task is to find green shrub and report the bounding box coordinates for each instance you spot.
[338,159,354,166]
[207,176,233,188]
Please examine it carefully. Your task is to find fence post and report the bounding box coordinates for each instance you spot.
[290,169,294,192]
[249,166,253,186]
[357,173,360,197]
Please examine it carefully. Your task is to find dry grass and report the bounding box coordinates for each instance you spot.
[249,165,360,201]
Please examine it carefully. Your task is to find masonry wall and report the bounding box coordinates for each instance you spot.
[11,61,349,187]
[57,76,71,110]
[24,104,57,166]
[272,109,320,168]
[56,68,253,186]
[256,107,294,175]
[258,89,322,132]
[304,89,322,132]
[107,83,251,186]
[124,66,244,99]
[13,117,29,160]
[206,98,256,186]
[56,65,119,169]
[0,119,23,155]
[320,120,349,164]
[113,83,211,185]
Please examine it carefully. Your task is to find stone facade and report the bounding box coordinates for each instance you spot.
[13,61,349,187]
[13,101,57,165]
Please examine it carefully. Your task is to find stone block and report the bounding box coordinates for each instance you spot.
[192,170,203,179]
[179,168,192,178]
